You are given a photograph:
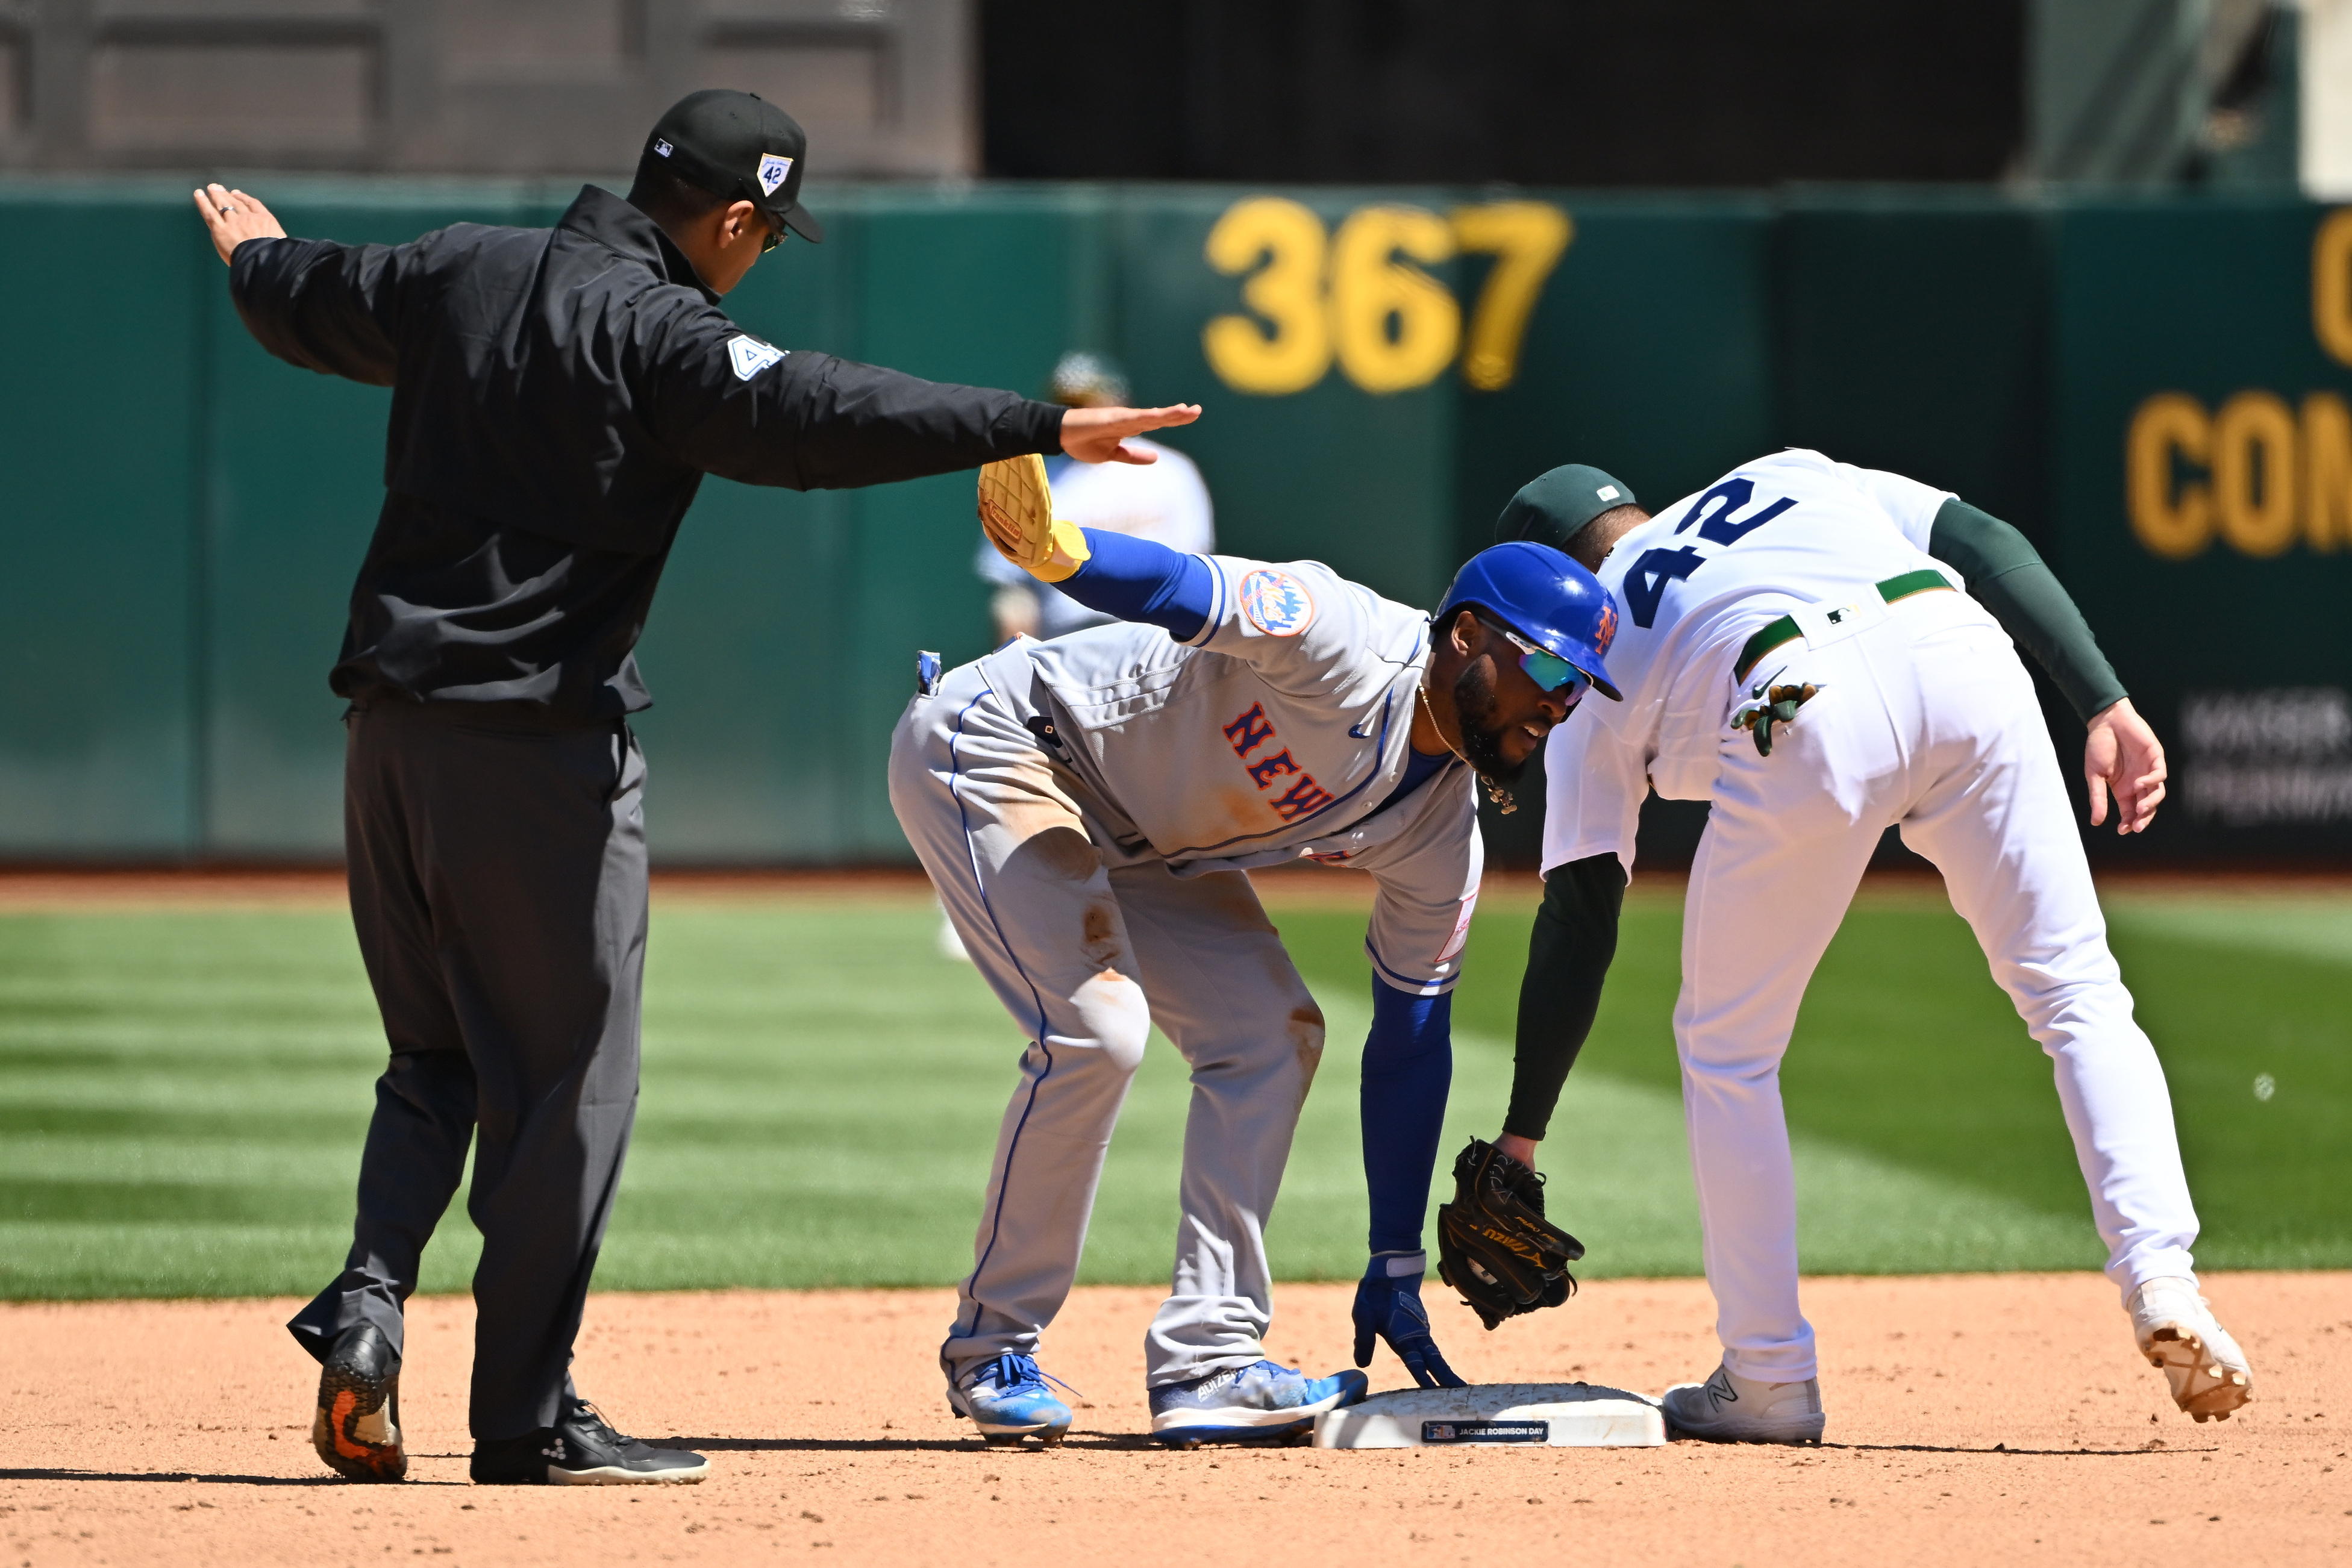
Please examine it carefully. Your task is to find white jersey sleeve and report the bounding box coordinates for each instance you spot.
[1049,438,1216,554]
[1122,442,1214,555]
[1540,712,1649,877]
[1833,461,1954,553]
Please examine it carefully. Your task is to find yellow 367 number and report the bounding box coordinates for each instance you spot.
[1203,196,1572,397]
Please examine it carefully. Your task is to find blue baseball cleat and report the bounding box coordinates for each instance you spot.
[946,1352,1073,1447]
[1148,1360,1368,1448]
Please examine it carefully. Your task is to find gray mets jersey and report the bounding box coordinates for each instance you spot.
[1011,552,1483,995]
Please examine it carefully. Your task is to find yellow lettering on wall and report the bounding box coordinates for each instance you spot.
[2315,209,2352,368]
[2303,392,2352,551]
[1203,197,1333,396]
[2126,393,2213,558]
[1330,205,1460,395]
[1451,202,1573,391]
[2213,390,2301,556]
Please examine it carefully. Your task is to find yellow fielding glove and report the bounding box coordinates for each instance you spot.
[977,454,1090,584]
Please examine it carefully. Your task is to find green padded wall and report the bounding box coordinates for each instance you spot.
[5,178,2350,864]
[0,185,206,855]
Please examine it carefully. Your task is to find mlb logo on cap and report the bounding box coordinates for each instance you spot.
[757,154,793,196]
[654,138,672,157]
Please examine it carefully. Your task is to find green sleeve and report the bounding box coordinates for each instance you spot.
[1503,854,1625,1142]
[1927,498,2129,723]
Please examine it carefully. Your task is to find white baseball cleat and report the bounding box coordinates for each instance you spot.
[2127,1277,2253,1422]
[1660,1361,1825,1445]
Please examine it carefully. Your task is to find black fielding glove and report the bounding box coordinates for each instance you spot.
[1435,1138,1584,1331]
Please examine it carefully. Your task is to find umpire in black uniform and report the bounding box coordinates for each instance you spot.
[192,89,1198,1487]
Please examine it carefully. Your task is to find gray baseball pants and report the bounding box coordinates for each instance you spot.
[890,656,1325,1390]
[286,701,648,1441]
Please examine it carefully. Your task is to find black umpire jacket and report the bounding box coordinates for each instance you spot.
[230,184,1066,719]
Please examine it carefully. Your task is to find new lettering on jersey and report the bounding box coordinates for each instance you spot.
[1224,702,1277,758]
[1009,551,1482,994]
[1245,749,1301,787]
[1269,776,1339,820]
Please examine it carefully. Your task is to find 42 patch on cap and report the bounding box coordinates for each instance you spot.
[1238,568,1315,636]
[756,154,793,196]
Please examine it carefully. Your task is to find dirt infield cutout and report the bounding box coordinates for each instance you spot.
[0,1272,2343,1566]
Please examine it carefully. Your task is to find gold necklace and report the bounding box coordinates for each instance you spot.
[1418,679,1516,814]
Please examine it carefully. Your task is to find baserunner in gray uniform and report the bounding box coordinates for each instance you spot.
[890,457,1620,1446]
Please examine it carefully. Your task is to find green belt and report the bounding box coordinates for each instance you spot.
[1732,569,1953,684]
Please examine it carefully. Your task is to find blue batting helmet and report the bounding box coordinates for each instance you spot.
[1434,541,1623,702]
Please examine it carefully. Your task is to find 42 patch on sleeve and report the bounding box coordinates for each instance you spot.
[727,336,786,381]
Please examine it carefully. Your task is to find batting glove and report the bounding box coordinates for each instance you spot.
[1352,1261,1466,1389]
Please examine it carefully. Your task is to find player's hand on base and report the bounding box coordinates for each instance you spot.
[1353,1272,1468,1390]
[1059,403,1203,464]
[192,184,287,265]
[2086,696,2166,836]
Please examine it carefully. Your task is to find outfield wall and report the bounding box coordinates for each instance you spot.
[2,179,2347,864]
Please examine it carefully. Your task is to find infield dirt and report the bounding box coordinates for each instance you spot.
[1,1272,2343,1567]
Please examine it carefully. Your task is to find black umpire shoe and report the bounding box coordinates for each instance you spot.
[311,1323,407,1482]
[469,1400,710,1485]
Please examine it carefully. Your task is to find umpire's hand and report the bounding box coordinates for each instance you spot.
[1060,402,1203,465]
[192,183,287,264]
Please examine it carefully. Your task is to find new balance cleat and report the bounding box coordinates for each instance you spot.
[469,1400,708,1485]
[1662,1362,1825,1445]
[311,1323,406,1482]
[947,1352,1073,1447]
[1148,1360,1368,1447]
[2128,1277,2254,1422]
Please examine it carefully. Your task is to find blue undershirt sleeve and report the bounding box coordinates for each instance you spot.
[1360,978,1454,1256]
[1051,528,1214,641]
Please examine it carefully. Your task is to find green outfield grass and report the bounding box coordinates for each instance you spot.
[0,882,2342,1300]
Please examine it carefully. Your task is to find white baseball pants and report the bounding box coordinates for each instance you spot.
[1682,591,2200,1383]
[889,655,1323,1390]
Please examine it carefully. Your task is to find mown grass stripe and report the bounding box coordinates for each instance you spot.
[0,893,2341,1301]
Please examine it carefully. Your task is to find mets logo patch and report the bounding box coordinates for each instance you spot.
[1592,597,1620,656]
[1237,569,1315,637]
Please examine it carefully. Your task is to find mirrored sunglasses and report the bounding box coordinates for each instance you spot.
[1495,625,1590,703]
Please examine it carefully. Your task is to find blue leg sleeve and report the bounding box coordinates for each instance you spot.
[1360,979,1453,1256]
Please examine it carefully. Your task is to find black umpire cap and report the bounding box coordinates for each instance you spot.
[643,89,825,243]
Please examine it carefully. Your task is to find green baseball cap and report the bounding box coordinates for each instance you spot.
[1493,464,1637,551]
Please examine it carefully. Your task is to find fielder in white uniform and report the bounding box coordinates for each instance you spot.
[1480,452,2254,1443]
[974,354,1215,643]
[893,475,1613,1446]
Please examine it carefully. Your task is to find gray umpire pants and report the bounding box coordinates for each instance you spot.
[890,652,1325,1391]
[286,701,648,1441]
